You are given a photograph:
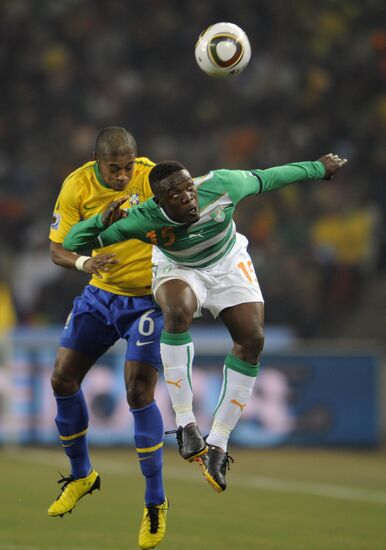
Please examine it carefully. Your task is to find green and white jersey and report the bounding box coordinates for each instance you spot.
[63,161,326,268]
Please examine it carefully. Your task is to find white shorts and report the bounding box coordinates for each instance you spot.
[152,233,264,318]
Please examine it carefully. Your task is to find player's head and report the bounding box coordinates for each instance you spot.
[94,126,137,191]
[149,161,199,223]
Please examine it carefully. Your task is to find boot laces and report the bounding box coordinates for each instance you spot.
[146,504,160,534]
[225,454,234,471]
[55,473,75,499]
[57,473,75,488]
[165,428,183,452]
[164,429,177,435]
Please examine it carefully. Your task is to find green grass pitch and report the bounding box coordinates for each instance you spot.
[0,446,385,549]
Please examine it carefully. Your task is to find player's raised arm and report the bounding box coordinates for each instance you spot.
[63,198,129,252]
[218,154,348,206]
[254,153,348,193]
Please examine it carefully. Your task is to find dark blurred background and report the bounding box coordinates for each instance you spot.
[0,0,385,341]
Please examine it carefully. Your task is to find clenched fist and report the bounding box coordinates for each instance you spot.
[318,153,348,179]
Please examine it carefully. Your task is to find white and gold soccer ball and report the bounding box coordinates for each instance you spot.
[195,22,251,77]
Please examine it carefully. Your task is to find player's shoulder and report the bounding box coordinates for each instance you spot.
[194,170,228,194]
[205,168,254,187]
[194,169,232,184]
[62,161,95,189]
[134,157,155,173]
[193,171,215,185]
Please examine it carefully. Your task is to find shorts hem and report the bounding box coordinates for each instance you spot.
[125,356,162,372]
[59,338,108,360]
[212,296,264,319]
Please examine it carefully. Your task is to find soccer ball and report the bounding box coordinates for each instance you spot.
[195,22,251,78]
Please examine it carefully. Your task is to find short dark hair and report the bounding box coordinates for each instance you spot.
[149,160,186,194]
[95,126,136,158]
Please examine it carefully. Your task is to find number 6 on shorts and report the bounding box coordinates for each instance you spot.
[138,309,156,336]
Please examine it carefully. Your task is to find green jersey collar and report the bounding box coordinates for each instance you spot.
[159,205,187,225]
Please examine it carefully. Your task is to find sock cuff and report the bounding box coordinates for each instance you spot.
[54,388,83,400]
[130,401,156,414]
[225,354,260,377]
[161,330,192,345]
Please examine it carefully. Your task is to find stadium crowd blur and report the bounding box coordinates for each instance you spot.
[0,0,384,340]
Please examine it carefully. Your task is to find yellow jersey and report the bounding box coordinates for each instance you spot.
[0,282,16,332]
[49,158,155,296]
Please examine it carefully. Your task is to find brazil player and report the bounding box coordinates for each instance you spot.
[49,127,167,550]
[62,153,347,493]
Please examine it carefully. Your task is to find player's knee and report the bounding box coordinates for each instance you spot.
[236,326,264,364]
[162,304,194,332]
[253,325,265,355]
[51,364,80,396]
[126,379,154,409]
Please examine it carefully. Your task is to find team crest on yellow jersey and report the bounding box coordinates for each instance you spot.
[129,193,140,206]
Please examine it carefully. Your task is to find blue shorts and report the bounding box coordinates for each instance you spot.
[60,285,163,370]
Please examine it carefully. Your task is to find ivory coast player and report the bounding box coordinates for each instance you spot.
[48,127,167,550]
[63,152,347,494]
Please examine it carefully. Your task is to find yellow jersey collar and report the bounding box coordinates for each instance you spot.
[93,161,111,189]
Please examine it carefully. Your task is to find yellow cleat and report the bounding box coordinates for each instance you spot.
[48,470,100,517]
[138,498,168,549]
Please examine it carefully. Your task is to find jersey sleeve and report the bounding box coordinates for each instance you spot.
[49,177,83,243]
[212,169,262,205]
[214,161,326,205]
[63,210,148,252]
[253,160,326,193]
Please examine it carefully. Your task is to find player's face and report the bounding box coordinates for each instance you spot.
[97,152,136,191]
[158,170,199,223]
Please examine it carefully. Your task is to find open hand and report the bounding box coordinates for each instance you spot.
[102,197,128,226]
[83,254,119,279]
[318,153,348,180]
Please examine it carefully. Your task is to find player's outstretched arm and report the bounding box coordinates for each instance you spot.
[63,198,129,252]
[254,153,348,193]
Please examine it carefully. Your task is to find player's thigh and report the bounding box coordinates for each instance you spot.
[155,279,198,319]
[153,266,207,318]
